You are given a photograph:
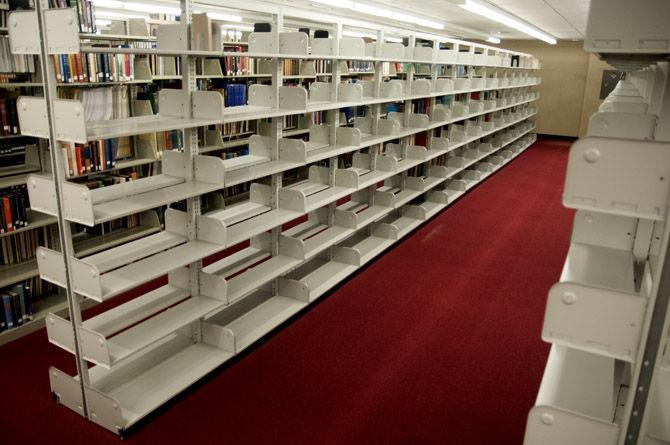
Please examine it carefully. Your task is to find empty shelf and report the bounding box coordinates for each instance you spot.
[85,115,224,141]
[92,295,223,368]
[86,334,233,430]
[224,296,307,352]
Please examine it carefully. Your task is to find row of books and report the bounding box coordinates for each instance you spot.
[130,44,181,78]
[0,94,20,136]
[346,60,374,73]
[49,0,97,33]
[52,52,135,83]
[73,212,143,238]
[0,138,35,169]
[61,139,130,177]
[78,171,138,191]
[1,281,34,332]
[0,6,7,30]
[220,147,250,161]
[0,36,36,74]
[210,120,255,138]
[0,278,58,333]
[156,130,182,153]
[215,84,247,107]
[221,46,256,76]
[59,85,130,122]
[413,98,431,114]
[0,184,28,233]
[315,60,332,74]
[0,225,53,266]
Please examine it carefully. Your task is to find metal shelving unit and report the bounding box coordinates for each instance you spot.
[524,1,670,444]
[11,0,541,435]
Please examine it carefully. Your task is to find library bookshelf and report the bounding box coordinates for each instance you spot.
[524,1,670,443]
[10,0,540,434]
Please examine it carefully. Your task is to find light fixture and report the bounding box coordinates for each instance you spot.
[95,18,112,27]
[312,0,444,30]
[486,36,501,44]
[460,0,556,44]
[313,0,354,7]
[221,24,255,31]
[95,10,150,19]
[342,29,402,43]
[91,0,181,17]
[201,12,243,22]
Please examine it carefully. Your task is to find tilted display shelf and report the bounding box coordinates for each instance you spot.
[49,125,537,435]
[525,344,624,445]
[27,151,225,226]
[198,232,304,305]
[36,208,226,302]
[562,137,670,221]
[204,183,302,247]
[46,267,225,369]
[19,2,542,433]
[542,210,653,363]
[16,89,225,143]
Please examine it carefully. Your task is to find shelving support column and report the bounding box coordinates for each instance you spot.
[180,0,202,339]
[270,12,284,281]
[35,0,90,415]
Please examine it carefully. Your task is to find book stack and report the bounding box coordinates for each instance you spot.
[315,60,332,74]
[73,212,141,239]
[1,281,34,332]
[156,130,182,152]
[49,0,97,33]
[312,111,324,125]
[214,84,246,107]
[0,0,7,30]
[0,36,36,76]
[0,224,52,266]
[283,59,300,76]
[222,46,255,76]
[59,86,129,121]
[413,98,430,114]
[221,146,250,161]
[0,92,20,136]
[346,60,374,73]
[0,184,28,233]
[61,140,123,177]
[52,51,135,83]
[210,120,255,138]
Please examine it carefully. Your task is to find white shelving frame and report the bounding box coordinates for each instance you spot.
[525,1,670,442]
[10,0,540,435]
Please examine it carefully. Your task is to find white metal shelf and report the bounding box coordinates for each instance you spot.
[18,3,544,434]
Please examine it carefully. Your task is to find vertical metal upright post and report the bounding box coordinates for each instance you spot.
[326,22,341,236]
[179,0,202,341]
[270,11,283,280]
[426,38,439,150]
[622,213,670,444]
[34,0,90,415]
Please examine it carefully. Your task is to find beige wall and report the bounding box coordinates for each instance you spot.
[499,40,613,137]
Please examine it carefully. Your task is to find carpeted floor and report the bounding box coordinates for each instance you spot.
[0,136,575,444]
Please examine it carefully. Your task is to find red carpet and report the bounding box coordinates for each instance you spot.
[0,136,574,444]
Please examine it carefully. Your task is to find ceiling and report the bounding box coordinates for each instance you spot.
[282,0,591,41]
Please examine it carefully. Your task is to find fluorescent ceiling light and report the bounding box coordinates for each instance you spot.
[95,9,149,19]
[342,30,403,43]
[486,36,501,44]
[313,0,444,30]
[95,19,112,26]
[313,0,354,7]
[222,24,254,31]
[91,0,181,17]
[203,12,243,22]
[460,0,556,44]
